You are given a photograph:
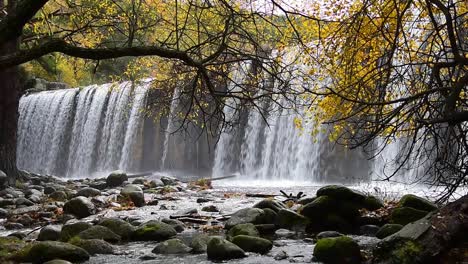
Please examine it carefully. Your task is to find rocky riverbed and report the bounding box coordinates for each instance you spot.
[0,170,464,264]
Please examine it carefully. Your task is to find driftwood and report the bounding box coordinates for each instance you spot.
[175,217,209,225]
[281,190,306,203]
[245,193,276,198]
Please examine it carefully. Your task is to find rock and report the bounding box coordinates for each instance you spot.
[44,260,73,264]
[276,209,309,230]
[316,231,344,240]
[17,214,34,226]
[89,181,107,190]
[49,191,68,201]
[161,218,185,233]
[132,178,145,185]
[313,236,361,264]
[4,222,24,229]
[255,224,277,234]
[38,225,62,241]
[77,225,121,243]
[147,199,159,206]
[0,236,27,260]
[60,222,92,242]
[363,195,384,211]
[231,235,273,254]
[206,236,246,261]
[274,250,288,260]
[121,184,145,207]
[316,185,366,203]
[8,232,27,239]
[275,228,295,238]
[196,197,212,203]
[43,186,56,195]
[131,220,177,241]
[76,187,101,198]
[0,198,15,207]
[225,208,266,229]
[202,205,219,212]
[28,195,41,203]
[25,189,42,197]
[106,171,128,187]
[359,225,380,237]
[398,194,437,212]
[149,179,164,188]
[160,176,179,186]
[0,208,8,218]
[253,199,287,213]
[227,223,259,239]
[261,208,278,224]
[69,237,114,255]
[15,197,35,206]
[98,218,135,240]
[297,197,316,205]
[390,207,429,225]
[21,241,89,263]
[0,170,7,189]
[190,234,210,254]
[176,207,197,215]
[376,224,404,239]
[152,238,191,254]
[63,196,96,219]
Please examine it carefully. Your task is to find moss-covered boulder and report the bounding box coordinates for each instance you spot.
[313,236,361,264]
[373,237,423,264]
[207,236,246,261]
[225,208,266,229]
[227,223,259,240]
[161,218,185,233]
[37,226,61,241]
[60,222,92,242]
[390,207,429,225]
[63,197,95,219]
[253,199,286,213]
[0,236,27,260]
[69,237,114,255]
[152,238,191,254]
[98,218,135,240]
[106,170,128,187]
[231,235,273,254]
[376,224,404,239]
[20,241,89,263]
[260,208,278,225]
[363,195,384,211]
[398,194,437,212]
[190,234,210,254]
[131,220,177,241]
[276,209,309,230]
[316,185,366,203]
[77,225,121,243]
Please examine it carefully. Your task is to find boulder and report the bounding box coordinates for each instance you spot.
[121,184,145,207]
[316,231,344,240]
[76,187,101,198]
[69,237,114,255]
[98,218,135,240]
[275,228,295,238]
[190,234,210,254]
[225,208,266,229]
[38,225,62,241]
[398,194,437,212]
[106,171,128,187]
[206,236,246,261]
[160,176,179,186]
[255,224,277,235]
[313,236,361,264]
[227,223,259,239]
[60,222,92,242]
[363,196,384,211]
[231,235,273,254]
[376,224,404,239]
[152,238,191,254]
[161,218,185,233]
[131,221,177,241]
[77,225,120,243]
[0,236,27,260]
[201,205,219,212]
[390,207,429,225]
[276,209,309,230]
[316,185,366,203]
[21,241,89,263]
[253,199,286,213]
[63,196,96,219]
[49,191,68,201]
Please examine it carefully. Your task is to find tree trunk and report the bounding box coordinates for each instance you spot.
[0,0,22,183]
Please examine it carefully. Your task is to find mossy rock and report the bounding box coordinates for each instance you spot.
[0,236,27,260]
[152,238,191,254]
[301,196,338,218]
[227,223,259,240]
[376,224,404,239]
[190,234,210,254]
[316,185,366,203]
[259,208,278,225]
[98,218,136,240]
[373,237,423,264]
[390,207,429,225]
[398,194,437,212]
[363,195,384,211]
[231,235,273,254]
[225,208,266,229]
[253,199,286,213]
[19,241,89,263]
[131,221,177,241]
[60,222,92,242]
[306,213,353,234]
[206,236,245,261]
[313,236,361,264]
[77,225,121,243]
[69,237,114,255]
[276,209,309,230]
